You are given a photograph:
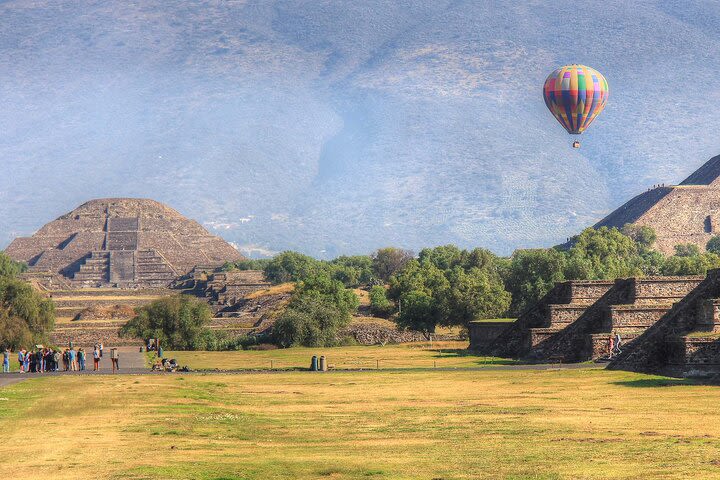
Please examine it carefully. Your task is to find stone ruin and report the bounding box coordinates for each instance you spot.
[5,198,244,288]
[470,272,720,377]
[595,154,720,255]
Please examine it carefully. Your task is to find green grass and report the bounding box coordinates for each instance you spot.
[163,341,518,371]
[2,368,720,479]
[470,318,517,323]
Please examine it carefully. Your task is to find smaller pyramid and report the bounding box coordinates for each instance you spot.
[5,198,244,287]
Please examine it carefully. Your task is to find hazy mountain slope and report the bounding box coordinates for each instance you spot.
[1,1,719,257]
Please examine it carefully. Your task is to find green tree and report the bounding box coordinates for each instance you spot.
[263,251,329,284]
[707,236,720,254]
[371,247,414,281]
[272,274,359,347]
[621,224,657,249]
[674,243,701,257]
[505,248,567,316]
[442,267,511,325]
[0,276,55,349]
[329,255,375,287]
[368,285,394,318]
[222,258,272,271]
[396,290,440,333]
[661,253,720,276]
[120,295,212,350]
[565,227,644,279]
[0,252,26,278]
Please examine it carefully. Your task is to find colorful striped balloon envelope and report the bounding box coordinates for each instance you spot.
[543,64,608,136]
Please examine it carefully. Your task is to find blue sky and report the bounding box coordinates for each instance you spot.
[1,1,719,258]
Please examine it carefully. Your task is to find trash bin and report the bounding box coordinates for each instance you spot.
[310,355,318,371]
[319,355,327,372]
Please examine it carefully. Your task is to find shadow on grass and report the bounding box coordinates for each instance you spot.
[611,377,703,388]
[431,348,522,365]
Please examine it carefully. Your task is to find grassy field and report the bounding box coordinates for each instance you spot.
[164,341,517,370]
[1,368,720,479]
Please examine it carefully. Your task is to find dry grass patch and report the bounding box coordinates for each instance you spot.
[166,341,514,370]
[1,369,720,479]
[245,283,295,299]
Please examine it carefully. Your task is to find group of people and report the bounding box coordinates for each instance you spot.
[1,341,120,373]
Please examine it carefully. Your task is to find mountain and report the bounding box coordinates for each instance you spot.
[1,1,720,258]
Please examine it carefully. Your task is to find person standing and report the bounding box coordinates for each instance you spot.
[78,348,85,371]
[23,350,29,373]
[70,347,78,371]
[110,348,119,373]
[17,349,25,373]
[93,347,100,371]
[99,341,104,359]
[2,348,9,373]
[53,349,61,372]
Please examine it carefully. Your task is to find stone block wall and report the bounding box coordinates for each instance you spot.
[468,321,514,350]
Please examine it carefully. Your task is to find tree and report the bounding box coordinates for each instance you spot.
[389,247,509,332]
[661,252,720,276]
[0,252,26,278]
[621,224,657,249]
[504,249,567,316]
[120,295,212,350]
[564,227,644,279]
[368,285,394,318]
[396,290,440,334]
[263,251,329,284]
[272,274,359,347]
[707,236,720,255]
[442,267,511,326]
[329,255,375,287]
[674,243,701,257]
[222,258,272,271]
[371,248,414,281]
[0,276,55,349]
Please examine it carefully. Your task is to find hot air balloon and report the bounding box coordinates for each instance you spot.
[543,64,608,148]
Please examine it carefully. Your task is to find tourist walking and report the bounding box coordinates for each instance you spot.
[2,348,9,373]
[93,347,100,371]
[23,350,29,372]
[110,348,119,373]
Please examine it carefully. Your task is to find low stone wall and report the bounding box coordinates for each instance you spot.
[547,304,588,326]
[468,321,514,350]
[630,276,703,304]
[342,323,432,345]
[667,336,720,376]
[557,280,615,305]
[603,305,671,329]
